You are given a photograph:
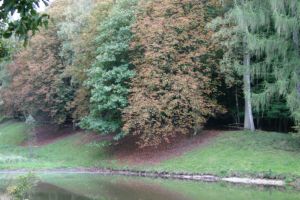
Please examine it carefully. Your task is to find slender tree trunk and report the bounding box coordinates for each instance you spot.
[243,52,255,131]
[235,86,240,124]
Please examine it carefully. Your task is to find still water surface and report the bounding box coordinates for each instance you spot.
[0,174,300,200]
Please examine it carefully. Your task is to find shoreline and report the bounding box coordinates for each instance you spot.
[0,168,287,187]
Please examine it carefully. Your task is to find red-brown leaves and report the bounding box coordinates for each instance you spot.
[122,0,224,148]
[1,27,69,123]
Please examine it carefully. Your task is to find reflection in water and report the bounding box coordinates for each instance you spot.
[0,174,300,200]
[33,183,91,200]
[96,178,190,200]
[30,180,190,200]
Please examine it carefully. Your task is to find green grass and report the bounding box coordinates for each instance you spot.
[0,121,28,146]
[0,121,118,169]
[152,131,300,178]
[0,121,300,180]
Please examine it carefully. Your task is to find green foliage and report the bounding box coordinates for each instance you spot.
[57,0,94,66]
[0,39,18,117]
[80,0,137,135]
[7,173,38,200]
[65,1,114,123]
[246,0,300,132]
[211,0,300,132]
[0,0,50,43]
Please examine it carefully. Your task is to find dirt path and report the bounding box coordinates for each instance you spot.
[113,130,221,165]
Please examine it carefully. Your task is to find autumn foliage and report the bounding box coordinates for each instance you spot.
[0,0,230,148]
[1,27,74,123]
[122,0,224,147]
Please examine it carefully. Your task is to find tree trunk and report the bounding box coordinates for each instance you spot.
[235,86,240,124]
[243,53,255,131]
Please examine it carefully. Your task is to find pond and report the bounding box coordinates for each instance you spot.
[0,174,299,200]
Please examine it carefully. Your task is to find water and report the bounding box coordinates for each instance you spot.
[0,174,300,200]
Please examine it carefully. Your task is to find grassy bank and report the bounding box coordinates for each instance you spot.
[152,131,300,178]
[0,121,300,180]
[0,121,118,169]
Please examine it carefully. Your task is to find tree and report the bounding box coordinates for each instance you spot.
[122,0,224,147]
[0,0,117,125]
[267,0,300,132]
[210,0,273,131]
[0,0,50,42]
[80,0,138,136]
[246,0,300,132]
[54,0,115,124]
[212,0,300,133]
[0,0,75,124]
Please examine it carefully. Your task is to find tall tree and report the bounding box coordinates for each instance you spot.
[213,0,300,132]
[123,0,224,147]
[80,0,138,136]
[62,0,114,124]
[210,0,271,131]
[255,0,300,132]
[0,0,75,123]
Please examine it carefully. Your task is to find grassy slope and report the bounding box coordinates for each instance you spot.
[0,121,118,169]
[1,121,300,179]
[152,131,300,178]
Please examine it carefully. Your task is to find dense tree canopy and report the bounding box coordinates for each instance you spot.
[80,0,137,137]
[0,0,298,148]
[211,0,300,133]
[122,0,224,147]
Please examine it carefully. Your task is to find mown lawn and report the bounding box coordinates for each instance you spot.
[1,121,300,179]
[152,131,300,178]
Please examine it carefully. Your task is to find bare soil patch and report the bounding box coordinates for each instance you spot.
[21,124,114,147]
[22,124,76,146]
[113,130,221,165]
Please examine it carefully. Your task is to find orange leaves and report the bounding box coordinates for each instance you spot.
[1,26,70,122]
[122,0,223,148]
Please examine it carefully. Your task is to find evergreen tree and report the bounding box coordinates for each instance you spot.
[251,0,300,132]
[210,0,271,131]
[213,0,299,132]
[269,0,300,131]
